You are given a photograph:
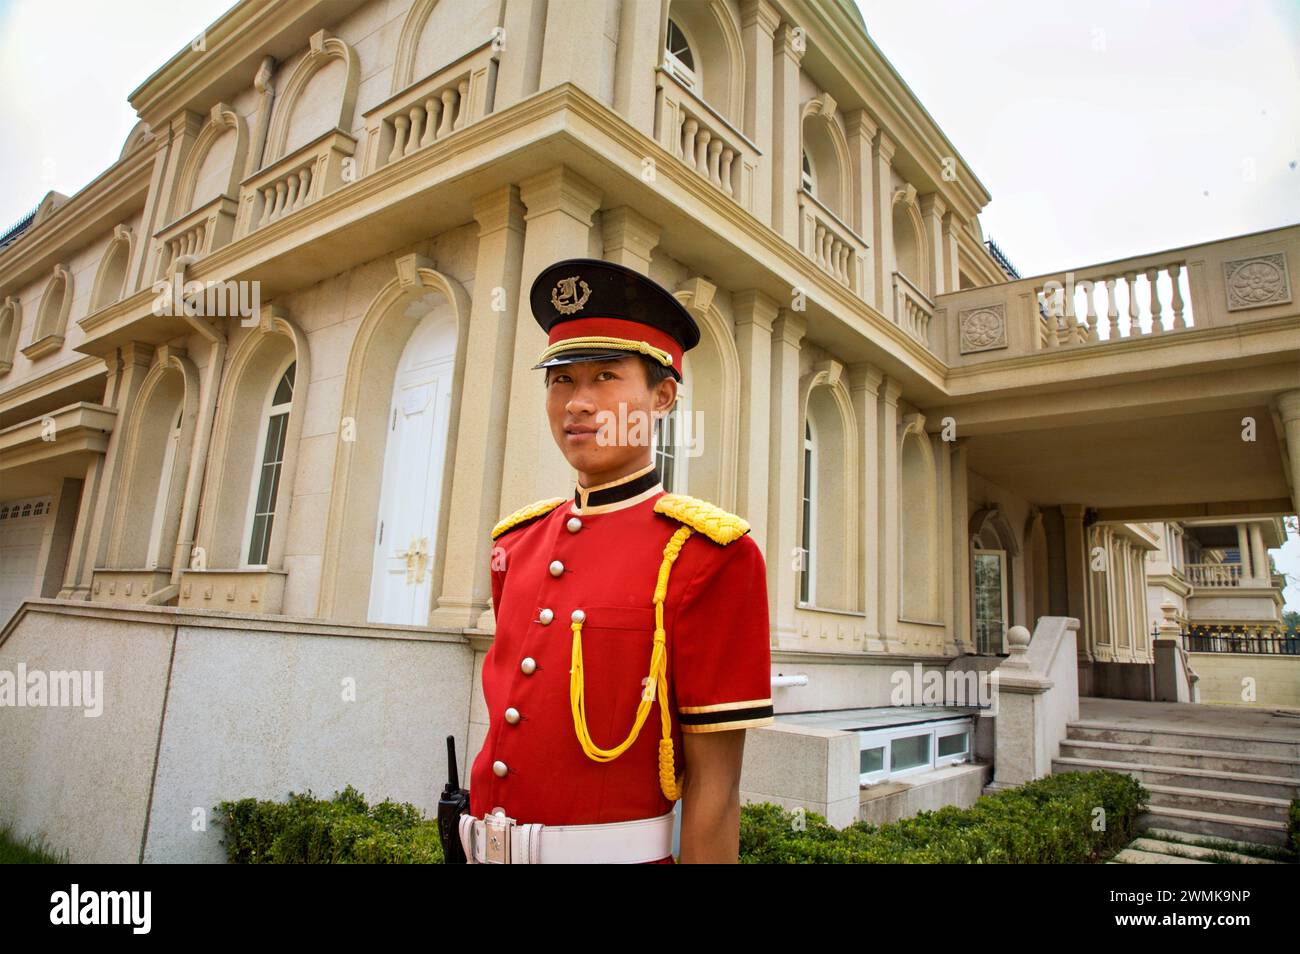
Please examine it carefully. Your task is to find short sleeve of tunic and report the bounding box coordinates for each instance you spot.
[669,532,775,733]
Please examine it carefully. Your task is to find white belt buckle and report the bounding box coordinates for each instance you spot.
[483,811,517,864]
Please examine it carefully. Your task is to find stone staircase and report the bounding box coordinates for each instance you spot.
[1052,718,1300,847]
[1108,828,1285,864]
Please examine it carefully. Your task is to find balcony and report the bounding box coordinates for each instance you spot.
[236,128,357,237]
[798,189,867,296]
[938,226,1296,366]
[892,270,933,347]
[654,67,759,213]
[1185,562,1243,587]
[361,39,499,175]
[153,195,238,279]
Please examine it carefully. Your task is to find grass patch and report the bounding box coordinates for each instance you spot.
[0,822,69,863]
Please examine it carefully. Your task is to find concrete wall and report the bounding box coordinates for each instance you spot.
[0,601,473,862]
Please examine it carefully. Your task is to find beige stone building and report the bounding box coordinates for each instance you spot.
[1,0,1297,861]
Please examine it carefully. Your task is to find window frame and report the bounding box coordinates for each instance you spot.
[664,18,698,90]
[241,358,296,569]
[653,354,691,493]
[857,717,973,785]
[798,416,817,605]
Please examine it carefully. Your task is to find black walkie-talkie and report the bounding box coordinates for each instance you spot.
[437,734,470,863]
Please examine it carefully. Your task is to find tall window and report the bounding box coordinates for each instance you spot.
[665,19,696,89]
[653,357,690,492]
[799,419,817,604]
[244,361,295,567]
[801,150,815,195]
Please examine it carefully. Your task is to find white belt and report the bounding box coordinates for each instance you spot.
[458,809,675,864]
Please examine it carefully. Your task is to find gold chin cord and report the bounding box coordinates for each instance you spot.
[569,524,694,802]
[536,335,675,368]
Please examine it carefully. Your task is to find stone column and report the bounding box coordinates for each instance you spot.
[733,290,778,551]
[539,0,619,103]
[770,20,805,244]
[878,377,902,645]
[1061,504,1090,661]
[767,309,806,643]
[739,0,779,227]
[60,344,155,598]
[1276,391,1300,517]
[933,430,953,640]
[869,130,896,314]
[1235,522,1252,578]
[137,110,205,286]
[949,437,971,652]
[611,0,665,137]
[1248,522,1269,585]
[600,206,660,273]
[494,0,549,109]
[845,110,878,308]
[918,193,947,298]
[848,363,882,648]
[431,185,527,630]
[497,167,603,513]
[941,210,961,292]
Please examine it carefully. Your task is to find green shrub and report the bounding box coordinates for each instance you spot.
[215,769,1145,863]
[213,785,445,864]
[738,770,1146,864]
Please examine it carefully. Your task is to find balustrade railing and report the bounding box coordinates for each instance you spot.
[236,129,357,236]
[893,270,933,346]
[798,190,867,296]
[654,68,759,212]
[362,40,498,174]
[1185,562,1244,587]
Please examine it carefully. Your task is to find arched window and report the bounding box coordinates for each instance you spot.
[799,418,817,604]
[665,18,697,90]
[653,354,691,492]
[243,361,296,567]
[801,150,815,195]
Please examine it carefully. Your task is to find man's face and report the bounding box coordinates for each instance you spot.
[545,355,676,476]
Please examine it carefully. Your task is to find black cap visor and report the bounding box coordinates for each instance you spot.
[532,349,681,380]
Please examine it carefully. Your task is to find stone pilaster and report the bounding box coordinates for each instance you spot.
[431,184,528,630]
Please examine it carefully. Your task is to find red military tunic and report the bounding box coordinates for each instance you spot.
[468,461,775,863]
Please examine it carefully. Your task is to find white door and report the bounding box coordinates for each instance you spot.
[0,497,52,628]
[367,311,456,625]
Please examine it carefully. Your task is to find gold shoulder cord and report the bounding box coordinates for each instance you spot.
[567,493,751,802]
[570,524,694,802]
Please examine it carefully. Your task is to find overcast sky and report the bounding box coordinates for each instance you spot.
[1,0,1296,613]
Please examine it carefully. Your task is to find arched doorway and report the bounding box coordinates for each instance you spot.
[366,304,456,624]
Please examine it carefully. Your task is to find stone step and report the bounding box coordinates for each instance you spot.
[1058,738,1300,779]
[1141,826,1284,856]
[1142,781,1292,823]
[1138,805,1289,847]
[1128,837,1281,864]
[1052,755,1300,800]
[1113,846,1210,864]
[1065,721,1299,759]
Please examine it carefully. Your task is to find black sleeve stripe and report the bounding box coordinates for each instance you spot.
[678,703,774,727]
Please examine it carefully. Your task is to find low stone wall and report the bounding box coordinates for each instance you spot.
[1187,652,1300,709]
[0,599,474,862]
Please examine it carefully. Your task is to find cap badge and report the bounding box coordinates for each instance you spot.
[551,276,592,315]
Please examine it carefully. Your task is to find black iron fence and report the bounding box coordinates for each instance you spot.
[1182,625,1300,656]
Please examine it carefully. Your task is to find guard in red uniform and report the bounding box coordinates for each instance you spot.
[460,258,775,864]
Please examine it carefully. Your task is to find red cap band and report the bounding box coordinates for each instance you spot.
[546,315,682,370]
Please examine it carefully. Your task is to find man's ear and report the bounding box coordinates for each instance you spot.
[654,375,677,414]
